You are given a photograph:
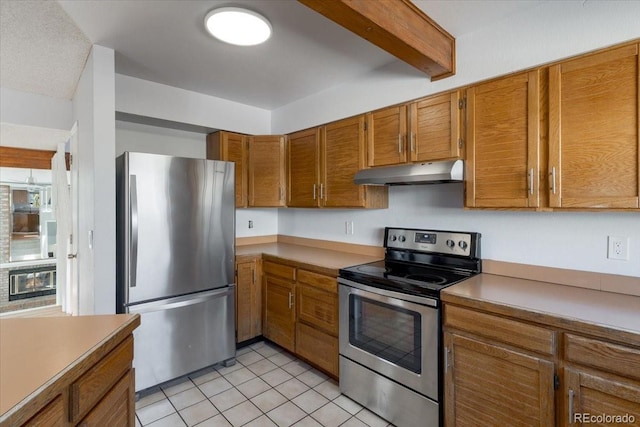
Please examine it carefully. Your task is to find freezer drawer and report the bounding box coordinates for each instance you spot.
[128,287,235,392]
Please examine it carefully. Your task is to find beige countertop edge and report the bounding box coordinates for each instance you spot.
[236,242,382,276]
[0,314,140,423]
[442,274,640,347]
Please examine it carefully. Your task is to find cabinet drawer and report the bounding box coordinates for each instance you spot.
[297,284,338,335]
[565,334,640,381]
[296,322,338,377]
[444,305,556,355]
[263,261,295,281]
[70,336,134,422]
[24,395,65,427]
[297,269,337,293]
[78,369,134,427]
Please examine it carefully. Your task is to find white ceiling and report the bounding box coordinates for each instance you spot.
[0,0,542,149]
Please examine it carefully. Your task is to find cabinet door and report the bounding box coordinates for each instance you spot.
[549,44,640,208]
[207,131,247,208]
[288,128,320,207]
[465,71,540,208]
[248,135,287,207]
[263,275,295,352]
[564,368,640,427]
[366,105,408,166]
[236,260,260,343]
[444,333,555,427]
[322,115,367,207]
[296,322,338,377]
[78,369,135,427]
[410,91,462,162]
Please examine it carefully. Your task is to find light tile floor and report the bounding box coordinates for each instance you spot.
[135,341,395,427]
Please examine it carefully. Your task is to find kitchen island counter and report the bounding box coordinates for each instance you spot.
[443,273,640,346]
[0,313,140,425]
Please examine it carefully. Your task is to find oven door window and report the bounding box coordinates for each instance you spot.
[348,294,422,374]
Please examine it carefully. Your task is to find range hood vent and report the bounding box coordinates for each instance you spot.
[354,159,464,185]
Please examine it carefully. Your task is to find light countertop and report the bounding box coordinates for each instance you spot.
[237,242,382,276]
[443,274,640,346]
[0,314,140,420]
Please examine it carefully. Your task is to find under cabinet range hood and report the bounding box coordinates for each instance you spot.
[354,159,464,185]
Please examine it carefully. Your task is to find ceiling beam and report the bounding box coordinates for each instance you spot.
[298,0,455,79]
[0,147,70,170]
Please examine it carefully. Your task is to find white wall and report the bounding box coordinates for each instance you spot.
[0,87,73,131]
[236,209,279,238]
[271,1,640,133]
[73,45,116,314]
[115,121,206,158]
[115,75,271,135]
[274,1,640,278]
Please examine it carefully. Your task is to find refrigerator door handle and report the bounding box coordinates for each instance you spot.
[127,285,235,314]
[130,174,138,287]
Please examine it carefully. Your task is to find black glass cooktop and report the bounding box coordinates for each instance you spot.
[339,260,476,299]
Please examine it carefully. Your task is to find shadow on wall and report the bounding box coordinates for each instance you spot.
[390,182,464,209]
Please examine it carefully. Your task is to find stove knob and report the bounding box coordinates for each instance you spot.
[391,235,397,242]
[399,235,406,242]
[446,239,455,248]
[459,241,468,250]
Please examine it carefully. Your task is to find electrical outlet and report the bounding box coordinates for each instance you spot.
[607,236,629,260]
[345,221,354,235]
[248,220,254,229]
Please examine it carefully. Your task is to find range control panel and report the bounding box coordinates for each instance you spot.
[385,227,480,258]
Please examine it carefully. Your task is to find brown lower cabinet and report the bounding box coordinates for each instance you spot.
[262,260,339,377]
[235,256,262,343]
[15,325,137,427]
[444,303,640,427]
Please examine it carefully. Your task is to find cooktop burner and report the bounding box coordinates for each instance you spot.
[339,260,473,298]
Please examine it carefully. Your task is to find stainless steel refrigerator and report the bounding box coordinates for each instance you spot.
[116,152,235,392]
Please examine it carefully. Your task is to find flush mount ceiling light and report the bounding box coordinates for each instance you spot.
[204,7,272,46]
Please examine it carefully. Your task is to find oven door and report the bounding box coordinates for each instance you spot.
[339,278,439,401]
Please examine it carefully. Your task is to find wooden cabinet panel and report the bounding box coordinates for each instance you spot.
[70,336,133,423]
[296,322,338,377]
[78,370,135,427]
[297,284,338,335]
[249,135,287,207]
[288,128,321,207]
[564,368,640,427]
[296,269,337,294]
[207,131,247,208]
[321,115,388,208]
[23,395,65,427]
[444,333,555,427]
[366,105,408,166]
[236,259,261,343]
[466,71,540,208]
[410,91,461,162]
[564,334,640,382]
[549,44,640,208]
[323,116,367,207]
[263,275,295,352]
[445,304,555,356]
[263,261,295,281]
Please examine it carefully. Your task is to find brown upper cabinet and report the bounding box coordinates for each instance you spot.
[465,42,640,211]
[207,131,287,208]
[207,131,248,207]
[549,44,640,209]
[288,128,321,207]
[287,116,388,208]
[366,90,463,168]
[248,135,287,207]
[465,71,541,208]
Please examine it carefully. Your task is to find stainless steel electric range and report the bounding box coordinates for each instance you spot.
[338,227,481,427]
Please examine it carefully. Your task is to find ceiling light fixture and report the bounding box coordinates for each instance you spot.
[204,7,272,46]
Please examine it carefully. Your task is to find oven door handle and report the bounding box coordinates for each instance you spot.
[338,277,438,308]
